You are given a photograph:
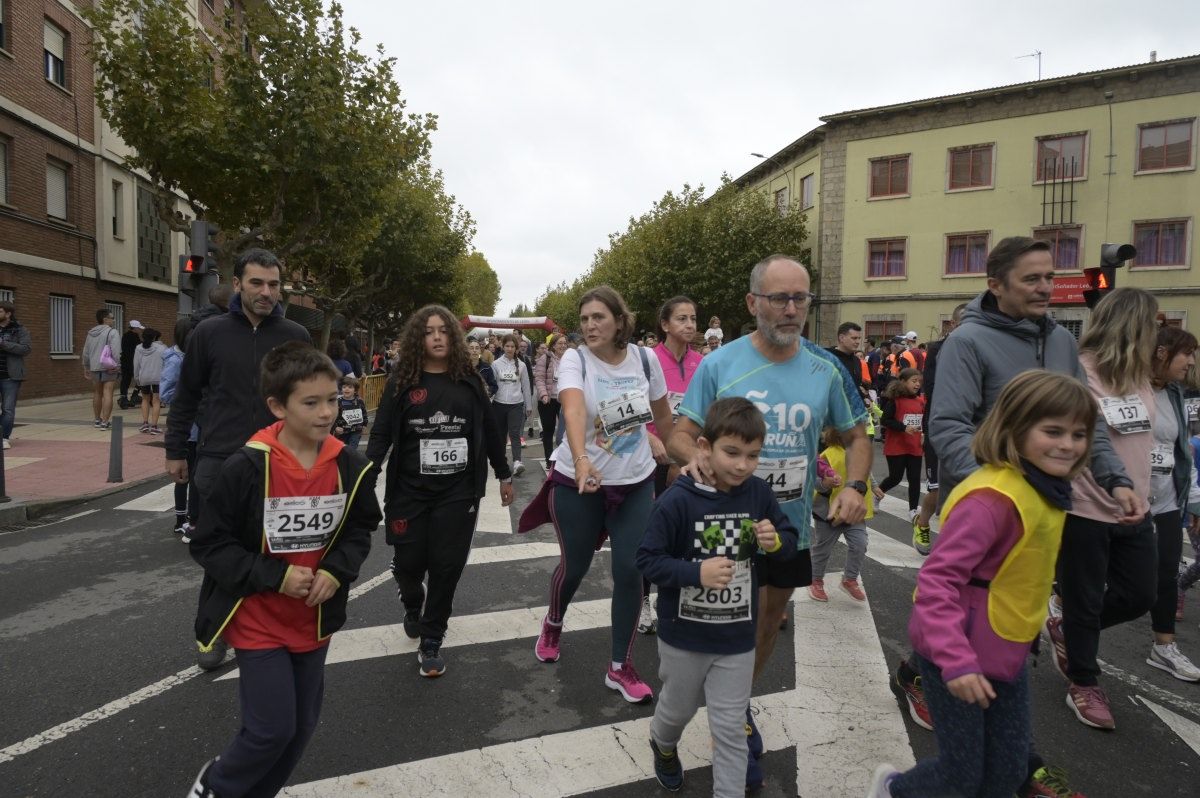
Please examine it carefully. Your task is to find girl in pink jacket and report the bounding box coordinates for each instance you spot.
[868,370,1097,798]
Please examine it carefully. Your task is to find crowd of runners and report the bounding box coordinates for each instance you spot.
[173,240,1200,798]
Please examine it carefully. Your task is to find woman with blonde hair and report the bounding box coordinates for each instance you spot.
[1044,287,1157,731]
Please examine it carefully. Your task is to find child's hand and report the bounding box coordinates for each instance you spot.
[905,426,921,436]
[946,673,996,708]
[305,571,338,607]
[818,474,842,491]
[753,519,778,550]
[281,566,315,599]
[699,557,735,589]
[872,485,885,502]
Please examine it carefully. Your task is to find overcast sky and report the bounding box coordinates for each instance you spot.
[341,0,1200,316]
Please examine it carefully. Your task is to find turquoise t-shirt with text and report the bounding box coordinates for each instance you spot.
[678,336,866,547]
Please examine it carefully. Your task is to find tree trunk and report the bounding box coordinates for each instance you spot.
[319,313,334,352]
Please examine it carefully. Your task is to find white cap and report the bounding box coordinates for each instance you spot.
[904,330,918,341]
[129,320,144,329]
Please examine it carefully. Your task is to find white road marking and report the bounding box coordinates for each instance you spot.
[0,664,205,764]
[861,527,926,569]
[792,571,916,794]
[0,539,560,762]
[1098,658,1200,718]
[114,482,177,512]
[476,477,513,534]
[282,690,797,797]
[219,591,604,681]
[1139,696,1200,759]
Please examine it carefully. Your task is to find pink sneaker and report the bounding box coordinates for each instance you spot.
[605,661,654,703]
[841,578,866,602]
[807,578,828,602]
[535,617,561,663]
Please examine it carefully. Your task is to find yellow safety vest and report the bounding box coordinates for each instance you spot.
[937,464,1065,643]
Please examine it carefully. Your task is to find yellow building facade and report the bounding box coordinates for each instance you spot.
[738,54,1200,345]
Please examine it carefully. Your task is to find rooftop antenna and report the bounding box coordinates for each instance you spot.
[1017,49,1043,80]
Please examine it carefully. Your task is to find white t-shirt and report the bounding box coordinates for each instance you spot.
[552,345,668,485]
[703,327,724,342]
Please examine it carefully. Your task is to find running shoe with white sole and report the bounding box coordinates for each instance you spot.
[1147,641,1200,682]
[911,520,931,556]
[535,616,561,662]
[605,661,653,703]
[894,660,933,731]
[418,637,446,677]
[866,763,899,797]
[637,595,657,634]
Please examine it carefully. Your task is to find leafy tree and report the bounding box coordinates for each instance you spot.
[509,303,534,318]
[296,162,473,348]
[534,280,583,332]
[453,252,500,316]
[545,179,809,338]
[85,0,433,274]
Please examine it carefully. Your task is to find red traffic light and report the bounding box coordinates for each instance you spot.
[184,255,208,274]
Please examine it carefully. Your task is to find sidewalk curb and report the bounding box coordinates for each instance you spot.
[0,471,167,525]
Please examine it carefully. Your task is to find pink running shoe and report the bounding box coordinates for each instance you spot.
[535,616,562,663]
[605,661,654,704]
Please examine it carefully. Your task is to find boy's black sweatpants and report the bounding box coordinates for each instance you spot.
[390,499,478,640]
[208,645,328,798]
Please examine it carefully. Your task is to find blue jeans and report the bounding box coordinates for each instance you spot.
[340,431,362,451]
[890,653,1030,798]
[1,378,20,440]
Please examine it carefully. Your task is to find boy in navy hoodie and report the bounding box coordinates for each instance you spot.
[334,376,369,450]
[637,397,798,796]
[186,342,379,798]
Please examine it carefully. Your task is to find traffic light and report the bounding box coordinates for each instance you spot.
[182,220,219,275]
[1082,242,1136,309]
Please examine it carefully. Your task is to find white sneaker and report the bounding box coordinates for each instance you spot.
[513,460,525,476]
[637,595,657,634]
[866,763,898,797]
[1,438,9,449]
[1147,642,1200,682]
[1047,592,1063,621]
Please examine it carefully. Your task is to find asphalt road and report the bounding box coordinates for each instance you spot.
[1,445,1198,797]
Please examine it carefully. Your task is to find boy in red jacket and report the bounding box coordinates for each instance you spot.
[187,341,380,798]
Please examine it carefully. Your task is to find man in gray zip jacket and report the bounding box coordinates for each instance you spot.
[929,236,1140,516]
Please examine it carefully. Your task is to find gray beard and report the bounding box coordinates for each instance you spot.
[758,315,801,347]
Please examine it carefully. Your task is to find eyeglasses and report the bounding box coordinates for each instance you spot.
[751,292,817,309]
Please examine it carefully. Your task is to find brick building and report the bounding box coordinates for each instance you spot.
[0,0,245,399]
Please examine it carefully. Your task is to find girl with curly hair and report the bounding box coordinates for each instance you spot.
[366,305,514,678]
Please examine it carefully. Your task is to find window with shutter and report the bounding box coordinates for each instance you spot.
[44,20,67,87]
[49,295,74,354]
[46,160,69,220]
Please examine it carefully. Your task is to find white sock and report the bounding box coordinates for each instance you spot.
[611,660,623,670]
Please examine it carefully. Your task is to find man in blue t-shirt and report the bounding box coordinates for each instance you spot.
[669,255,871,686]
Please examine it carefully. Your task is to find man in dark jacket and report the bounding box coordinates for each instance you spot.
[165,248,310,668]
[118,320,143,409]
[0,300,32,448]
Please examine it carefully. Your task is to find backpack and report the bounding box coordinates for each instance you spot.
[579,345,652,383]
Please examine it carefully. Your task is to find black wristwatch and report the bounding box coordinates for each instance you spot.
[847,480,868,495]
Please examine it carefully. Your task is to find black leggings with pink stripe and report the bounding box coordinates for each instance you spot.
[546,480,654,663]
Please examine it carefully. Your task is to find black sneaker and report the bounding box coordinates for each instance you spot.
[403,608,421,639]
[649,738,684,791]
[418,637,446,677]
[197,638,228,671]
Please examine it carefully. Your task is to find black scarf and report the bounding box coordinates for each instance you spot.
[1019,458,1073,511]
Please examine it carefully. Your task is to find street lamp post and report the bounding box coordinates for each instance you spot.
[751,152,794,211]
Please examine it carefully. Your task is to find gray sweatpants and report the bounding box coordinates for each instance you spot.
[810,516,868,581]
[650,639,754,798]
